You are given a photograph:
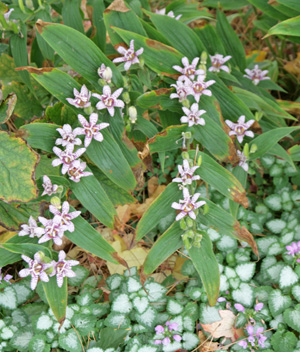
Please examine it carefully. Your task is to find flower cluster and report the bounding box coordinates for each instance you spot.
[234,302,264,313]
[113,40,144,71]
[244,65,270,85]
[286,241,300,262]
[238,325,267,349]
[19,250,78,290]
[154,321,182,345]
[19,201,80,246]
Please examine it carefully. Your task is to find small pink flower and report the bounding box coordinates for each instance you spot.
[225,115,255,143]
[286,242,300,256]
[172,188,206,221]
[234,303,245,312]
[168,322,179,331]
[172,159,200,186]
[237,150,248,172]
[255,302,264,312]
[170,78,190,102]
[38,215,66,246]
[181,103,206,127]
[173,57,204,80]
[209,54,231,73]
[67,160,93,183]
[0,268,13,284]
[49,201,81,233]
[113,40,144,71]
[93,86,124,117]
[162,337,171,345]
[41,175,58,196]
[19,252,52,290]
[50,250,79,288]
[52,144,86,175]
[238,340,248,349]
[186,75,215,102]
[56,124,82,147]
[155,325,165,334]
[244,65,270,85]
[154,340,162,345]
[217,297,227,303]
[173,334,182,342]
[19,216,45,238]
[74,113,109,147]
[66,85,91,108]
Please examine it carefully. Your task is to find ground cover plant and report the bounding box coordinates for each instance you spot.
[0,0,300,350]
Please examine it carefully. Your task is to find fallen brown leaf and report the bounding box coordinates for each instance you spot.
[201,310,236,340]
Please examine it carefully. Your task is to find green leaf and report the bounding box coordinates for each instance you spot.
[194,24,226,56]
[202,0,249,10]
[188,234,220,306]
[88,0,106,52]
[62,0,84,33]
[268,143,295,168]
[144,10,205,59]
[112,26,183,75]
[98,327,129,350]
[275,0,300,12]
[288,145,300,161]
[0,202,39,231]
[140,18,171,45]
[0,53,21,84]
[136,182,182,241]
[189,151,248,207]
[148,125,187,154]
[271,330,297,352]
[35,9,55,61]
[229,166,247,218]
[103,0,147,45]
[1,243,52,259]
[35,20,123,87]
[247,0,288,20]
[59,329,82,352]
[143,222,183,274]
[136,88,182,112]
[42,276,68,323]
[216,11,246,71]
[65,209,118,264]
[0,131,39,203]
[69,167,117,228]
[249,126,300,160]
[267,15,300,37]
[283,304,300,333]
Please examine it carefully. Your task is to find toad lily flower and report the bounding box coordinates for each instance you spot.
[97,64,113,83]
[66,85,91,108]
[172,188,206,221]
[41,175,58,196]
[93,86,124,117]
[244,65,270,85]
[0,268,13,284]
[52,144,86,174]
[50,250,79,288]
[237,150,249,172]
[56,124,82,147]
[186,75,216,102]
[19,216,45,238]
[155,8,182,20]
[67,160,93,183]
[49,201,81,233]
[74,113,109,148]
[172,159,200,186]
[38,215,67,246]
[113,40,144,71]
[19,253,52,290]
[181,103,206,127]
[170,78,190,102]
[173,57,204,80]
[208,54,232,73]
[225,115,255,143]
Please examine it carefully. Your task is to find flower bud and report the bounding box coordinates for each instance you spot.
[50,196,61,209]
[250,143,257,154]
[197,155,202,167]
[180,218,187,230]
[186,217,194,228]
[25,0,34,9]
[102,66,113,82]
[122,92,130,104]
[181,99,190,108]
[139,57,145,68]
[255,111,263,121]
[193,240,201,248]
[56,185,64,195]
[183,132,192,140]
[181,152,189,160]
[200,51,208,65]
[186,230,195,239]
[182,234,191,250]
[203,203,209,215]
[125,123,131,132]
[243,143,249,158]
[84,106,93,115]
[128,106,137,124]
[37,251,45,261]
[194,233,203,242]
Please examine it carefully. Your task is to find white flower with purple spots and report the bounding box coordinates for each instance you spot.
[50,250,79,288]
[38,215,67,246]
[172,159,200,186]
[41,175,58,196]
[225,115,255,143]
[173,57,204,80]
[49,201,80,233]
[66,85,91,108]
[181,103,206,127]
[244,65,270,85]
[52,144,86,174]
[185,75,215,102]
[73,113,109,148]
[56,124,82,147]
[93,86,124,117]
[237,150,249,172]
[67,160,93,183]
[97,64,113,83]
[19,216,45,238]
[170,78,190,102]
[19,253,52,290]
[113,40,144,71]
[208,54,232,73]
[171,188,206,221]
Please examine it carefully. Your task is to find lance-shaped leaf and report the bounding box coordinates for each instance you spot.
[249,126,300,160]
[136,183,182,241]
[1,243,52,259]
[65,209,118,264]
[189,151,248,208]
[188,235,220,306]
[143,222,183,274]
[268,143,295,168]
[148,125,187,154]
[247,0,288,21]
[136,88,182,112]
[69,167,117,229]
[35,20,123,87]
[62,0,84,33]
[266,15,300,38]
[194,24,226,56]
[144,10,205,59]
[288,145,300,161]
[275,0,300,12]
[103,0,147,45]
[229,166,248,218]
[197,198,258,256]
[112,26,183,75]
[0,93,17,124]
[0,131,39,203]
[88,0,106,52]
[42,276,68,323]
[0,202,39,231]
